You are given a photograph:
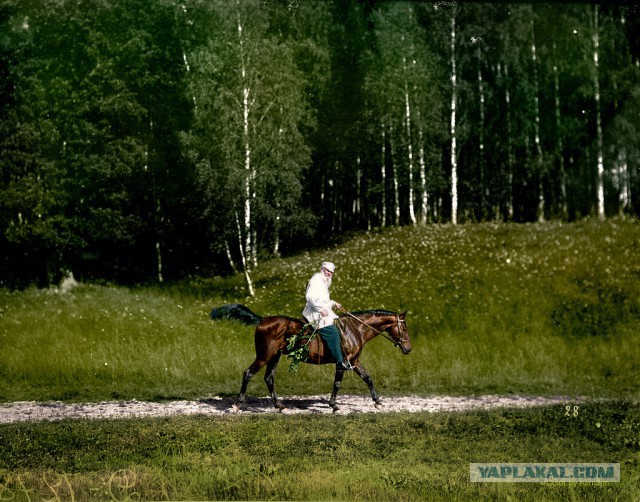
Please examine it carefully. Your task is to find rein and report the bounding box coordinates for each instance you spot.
[340,308,407,348]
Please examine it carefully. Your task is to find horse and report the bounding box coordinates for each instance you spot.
[210,303,412,411]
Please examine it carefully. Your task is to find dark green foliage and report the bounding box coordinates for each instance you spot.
[1,2,639,288]
[285,325,316,373]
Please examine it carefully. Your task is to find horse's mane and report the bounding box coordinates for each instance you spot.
[282,315,304,323]
[347,309,397,317]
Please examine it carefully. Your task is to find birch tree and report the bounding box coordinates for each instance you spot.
[185,0,312,294]
[497,4,540,222]
[590,4,605,220]
[186,0,267,295]
[552,42,569,220]
[449,7,459,225]
[402,34,417,226]
[607,7,640,217]
[366,2,437,227]
[476,39,486,218]
[363,42,394,227]
[567,4,611,220]
[502,61,515,220]
[530,19,546,223]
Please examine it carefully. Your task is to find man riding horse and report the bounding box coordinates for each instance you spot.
[210,282,412,410]
[302,261,353,372]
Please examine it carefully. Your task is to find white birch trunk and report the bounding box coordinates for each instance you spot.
[235,212,254,297]
[450,13,458,225]
[592,5,605,220]
[238,4,255,295]
[273,219,280,256]
[389,124,401,226]
[553,44,568,220]
[156,199,163,283]
[403,51,417,225]
[225,241,238,274]
[355,156,362,220]
[156,241,163,283]
[505,63,514,221]
[251,228,257,268]
[273,198,281,257]
[477,43,486,218]
[182,51,197,109]
[418,120,428,225]
[381,124,387,227]
[178,5,197,110]
[614,150,629,216]
[146,116,164,283]
[273,108,283,256]
[531,21,545,223]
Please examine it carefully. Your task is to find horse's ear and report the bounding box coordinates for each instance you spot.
[400,310,408,318]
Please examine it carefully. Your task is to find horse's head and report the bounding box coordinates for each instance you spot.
[389,311,412,354]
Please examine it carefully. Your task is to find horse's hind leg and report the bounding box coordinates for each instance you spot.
[239,359,266,407]
[264,352,284,410]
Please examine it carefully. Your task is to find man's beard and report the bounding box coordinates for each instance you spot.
[324,275,332,288]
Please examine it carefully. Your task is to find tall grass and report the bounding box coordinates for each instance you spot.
[1,219,639,402]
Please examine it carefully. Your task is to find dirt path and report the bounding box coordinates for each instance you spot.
[0,395,578,424]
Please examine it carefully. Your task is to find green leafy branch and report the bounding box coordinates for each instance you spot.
[286,326,317,374]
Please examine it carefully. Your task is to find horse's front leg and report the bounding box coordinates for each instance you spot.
[352,361,381,406]
[329,366,346,412]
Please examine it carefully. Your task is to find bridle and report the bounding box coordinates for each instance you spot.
[390,316,410,348]
[341,309,408,349]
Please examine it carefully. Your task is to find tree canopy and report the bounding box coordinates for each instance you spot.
[1,1,639,288]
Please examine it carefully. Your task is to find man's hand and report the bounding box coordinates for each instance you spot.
[320,308,329,317]
[333,302,342,311]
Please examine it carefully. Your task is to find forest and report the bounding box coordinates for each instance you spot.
[1,0,639,290]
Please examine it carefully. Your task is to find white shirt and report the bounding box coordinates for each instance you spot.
[302,271,338,328]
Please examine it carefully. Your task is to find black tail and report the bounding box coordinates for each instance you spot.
[210,303,262,326]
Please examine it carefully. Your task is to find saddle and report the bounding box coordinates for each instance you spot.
[292,317,353,360]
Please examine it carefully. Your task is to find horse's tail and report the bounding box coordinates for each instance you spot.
[210,303,262,326]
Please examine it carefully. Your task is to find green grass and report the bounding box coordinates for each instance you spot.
[1,218,639,403]
[0,402,638,501]
[1,219,639,501]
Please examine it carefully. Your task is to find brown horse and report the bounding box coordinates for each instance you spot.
[210,303,412,411]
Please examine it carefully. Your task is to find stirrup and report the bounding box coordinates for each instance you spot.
[337,361,353,371]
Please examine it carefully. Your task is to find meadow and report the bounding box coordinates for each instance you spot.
[1,219,639,500]
[1,218,639,402]
[0,403,638,501]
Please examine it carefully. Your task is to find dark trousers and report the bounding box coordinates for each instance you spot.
[318,324,344,364]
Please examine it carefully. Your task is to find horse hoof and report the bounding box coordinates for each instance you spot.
[330,404,339,412]
[274,402,285,411]
[374,400,383,408]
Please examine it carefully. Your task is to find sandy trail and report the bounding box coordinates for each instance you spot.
[0,395,577,424]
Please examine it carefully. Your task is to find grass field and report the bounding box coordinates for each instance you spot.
[1,219,639,402]
[1,219,639,500]
[1,403,639,501]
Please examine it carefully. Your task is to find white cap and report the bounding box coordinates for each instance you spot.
[321,261,336,273]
